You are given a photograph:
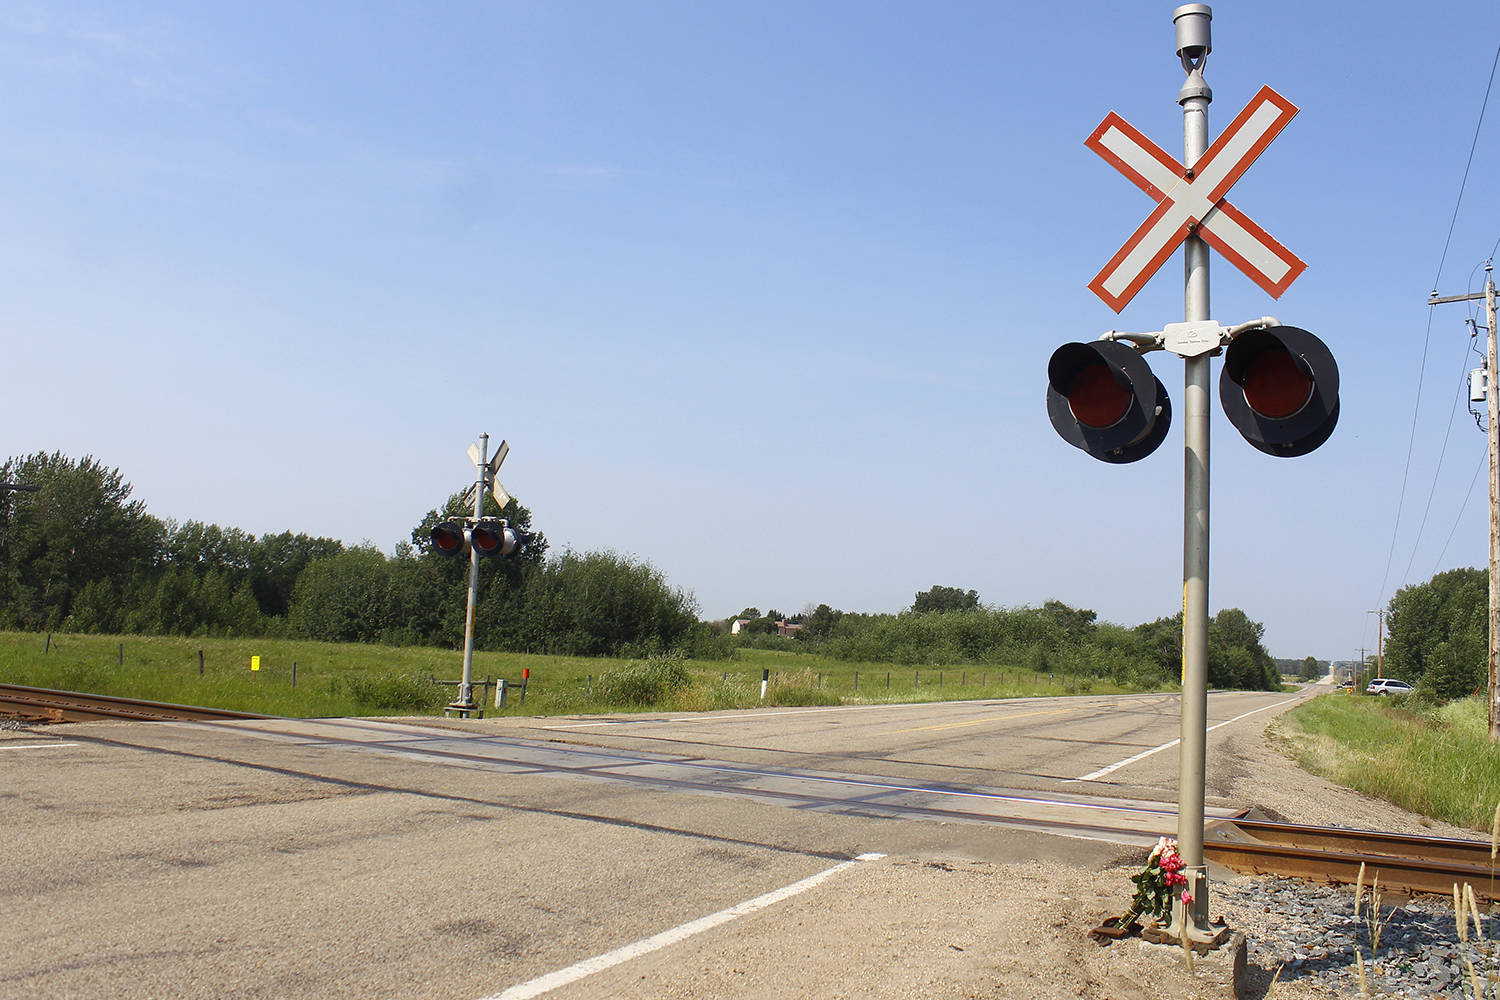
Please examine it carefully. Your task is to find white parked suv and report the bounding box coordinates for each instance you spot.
[1365,678,1413,696]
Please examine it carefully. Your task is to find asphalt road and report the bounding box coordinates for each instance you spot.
[1,687,1313,1000]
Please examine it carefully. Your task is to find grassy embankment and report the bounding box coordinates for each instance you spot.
[0,630,1161,718]
[1273,691,1500,831]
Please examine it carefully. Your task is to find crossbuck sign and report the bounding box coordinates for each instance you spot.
[1086,85,1306,312]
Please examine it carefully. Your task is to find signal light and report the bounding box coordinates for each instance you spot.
[1046,340,1172,464]
[431,520,469,557]
[1220,325,1338,458]
[470,518,519,559]
[430,518,521,559]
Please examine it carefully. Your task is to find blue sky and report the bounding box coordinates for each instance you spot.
[4,1,1498,660]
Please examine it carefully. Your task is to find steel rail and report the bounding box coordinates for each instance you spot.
[1206,817,1499,901]
[0,683,269,724]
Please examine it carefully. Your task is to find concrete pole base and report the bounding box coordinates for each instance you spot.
[444,700,480,719]
[1135,930,1248,998]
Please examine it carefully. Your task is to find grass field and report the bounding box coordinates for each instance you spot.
[0,631,1162,718]
[1272,691,1500,831]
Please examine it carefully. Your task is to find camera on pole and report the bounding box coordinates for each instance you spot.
[1046,339,1171,463]
[1219,325,1340,458]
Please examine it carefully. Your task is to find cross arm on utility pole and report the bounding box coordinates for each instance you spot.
[1429,291,1489,306]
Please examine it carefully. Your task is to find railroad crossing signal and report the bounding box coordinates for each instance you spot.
[1086,85,1306,312]
[439,437,522,559]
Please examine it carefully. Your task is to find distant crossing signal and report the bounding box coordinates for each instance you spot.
[1046,340,1171,464]
[431,517,521,559]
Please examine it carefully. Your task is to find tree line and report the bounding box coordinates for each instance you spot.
[720,588,1285,691]
[1,452,1288,690]
[0,452,708,658]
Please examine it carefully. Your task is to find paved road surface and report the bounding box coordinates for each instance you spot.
[1,687,1312,999]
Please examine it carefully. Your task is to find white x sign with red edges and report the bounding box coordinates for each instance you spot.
[1086,85,1307,313]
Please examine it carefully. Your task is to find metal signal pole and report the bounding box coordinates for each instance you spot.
[1171,2,1221,946]
[1428,262,1499,741]
[456,432,491,713]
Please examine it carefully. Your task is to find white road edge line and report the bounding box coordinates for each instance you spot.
[0,743,80,750]
[479,853,886,1000]
[1070,696,1300,782]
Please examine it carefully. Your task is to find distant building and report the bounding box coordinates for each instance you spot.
[775,619,802,637]
[730,619,750,635]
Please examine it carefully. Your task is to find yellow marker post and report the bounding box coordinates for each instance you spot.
[251,655,260,673]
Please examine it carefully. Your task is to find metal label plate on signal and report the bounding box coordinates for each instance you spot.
[1163,320,1225,358]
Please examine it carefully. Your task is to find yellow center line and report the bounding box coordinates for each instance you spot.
[875,706,1078,737]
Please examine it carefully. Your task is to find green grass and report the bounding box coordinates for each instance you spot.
[1272,692,1500,831]
[0,631,1164,719]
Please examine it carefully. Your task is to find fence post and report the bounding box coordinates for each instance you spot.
[118,642,123,665]
[854,671,859,691]
[587,674,592,699]
[292,662,297,687]
[886,671,891,689]
[760,668,770,701]
[45,633,51,654]
[817,673,822,689]
[520,668,529,707]
[916,670,920,687]
[198,650,204,676]
[939,671,943,687]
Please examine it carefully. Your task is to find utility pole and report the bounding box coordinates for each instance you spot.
[1367,609,1385,678]
[1429,262,1499,741]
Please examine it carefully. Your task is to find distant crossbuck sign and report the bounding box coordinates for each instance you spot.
[1086,85,1307,313]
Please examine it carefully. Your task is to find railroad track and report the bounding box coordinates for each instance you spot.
[1207,816,1499,901]
[0,683,268,724]
[5,685,1493,901]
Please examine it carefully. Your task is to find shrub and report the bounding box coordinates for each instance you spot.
[593,656,692,707]
[331,672,447,713]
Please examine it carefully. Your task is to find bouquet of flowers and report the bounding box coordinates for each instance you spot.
[1118,837,1193,928]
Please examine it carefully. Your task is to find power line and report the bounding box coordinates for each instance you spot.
[1377,306,1435,606]
[1431,443,1488,577]
[1431,40,1500,290]
[1400,338,1478,584]
[1378,40,1500,610]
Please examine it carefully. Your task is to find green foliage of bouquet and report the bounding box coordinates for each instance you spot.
[1118,837,1192,927]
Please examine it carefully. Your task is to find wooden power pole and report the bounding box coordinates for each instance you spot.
[1430,263,1500,741]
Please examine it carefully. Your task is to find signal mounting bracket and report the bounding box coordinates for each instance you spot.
[1162,320,1225,358]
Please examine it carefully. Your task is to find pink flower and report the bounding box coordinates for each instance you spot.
[1180,891,1193,904]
